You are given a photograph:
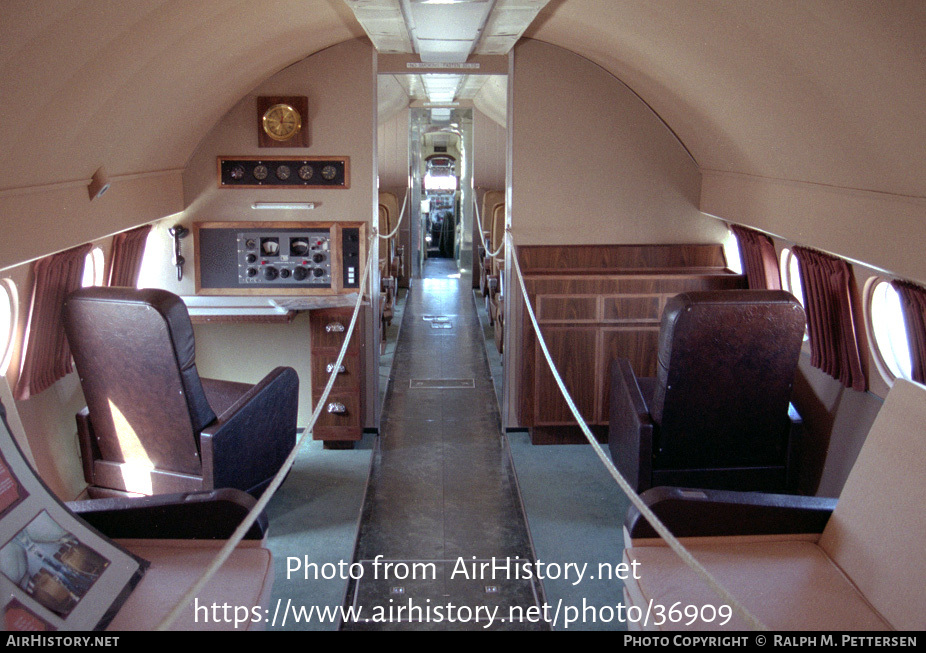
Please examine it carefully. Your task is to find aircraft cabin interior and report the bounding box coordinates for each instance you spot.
[0,0,924,633]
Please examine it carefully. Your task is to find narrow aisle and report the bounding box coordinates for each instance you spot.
[341,258,547,630]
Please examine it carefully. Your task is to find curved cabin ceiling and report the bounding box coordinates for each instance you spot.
[1,1,923,232]
[526,0,926,199]
[0,0,364,192]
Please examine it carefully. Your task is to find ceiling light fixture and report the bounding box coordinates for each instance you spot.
[251,201,316,210]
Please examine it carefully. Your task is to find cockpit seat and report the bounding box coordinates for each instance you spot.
[621,378,926,630]
[609,289,805,493]
[63,286,299,499]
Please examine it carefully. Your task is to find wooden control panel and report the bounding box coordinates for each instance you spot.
[194,221,366,296]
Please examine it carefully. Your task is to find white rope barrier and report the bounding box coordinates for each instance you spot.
[473,193,504,260]
[156,232,376,631]
[507,229,768,632]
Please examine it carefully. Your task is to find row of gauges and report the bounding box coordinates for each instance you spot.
[219,157,349,188]
[238,233,332,285]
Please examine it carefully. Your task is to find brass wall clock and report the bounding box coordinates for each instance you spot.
[257,96,309,148]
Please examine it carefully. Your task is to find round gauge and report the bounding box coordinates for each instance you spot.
[261,103,302,142]
[276,164,291,180]
[261,239,279,256]
[229,164,246,180]
[252,164,269,181]
[321,165,337,180]
[298,164,314,181]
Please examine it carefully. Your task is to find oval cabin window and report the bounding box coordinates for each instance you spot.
[0,278,18,376]
[865,277,913,385]
[779,248,808,340]
[82,247,105,287]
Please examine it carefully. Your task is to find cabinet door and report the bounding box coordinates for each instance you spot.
[599,327,660,422]
[533,327,598,425]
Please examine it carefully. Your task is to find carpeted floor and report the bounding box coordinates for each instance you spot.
[506,432,631,630]
[264,433,375,630]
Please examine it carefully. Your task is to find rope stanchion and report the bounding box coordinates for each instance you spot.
[506,229,768,632]
[155,232,376,631]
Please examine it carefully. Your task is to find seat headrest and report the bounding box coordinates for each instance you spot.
[63,286,216,436]
[65,286,197,367]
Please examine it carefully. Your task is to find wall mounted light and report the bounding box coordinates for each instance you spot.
[87,166,111,201]
[169,224,189,282]
[251,201,316,210]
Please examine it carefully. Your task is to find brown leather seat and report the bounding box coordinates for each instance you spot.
[63,286,299,499]
[609,289,805,493]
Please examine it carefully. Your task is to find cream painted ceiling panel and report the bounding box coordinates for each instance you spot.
[0,0,363,192]
[1,0,924,204]
[525,0,926,198]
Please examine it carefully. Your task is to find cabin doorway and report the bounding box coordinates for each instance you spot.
[410,107,473,274]
[376,70,507,282]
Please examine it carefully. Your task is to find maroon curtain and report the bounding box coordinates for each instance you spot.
[730,224,782,290]
[14,244,93,400]
[892,279,926,383]
[793,247,866,391]
[107,224,152,287]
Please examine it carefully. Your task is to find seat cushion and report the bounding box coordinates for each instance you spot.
[622,540,891,631]
[107,540,273,631]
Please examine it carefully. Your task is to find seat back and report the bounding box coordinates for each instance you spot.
[481,189,504,242]
[650,290,805,470]
[63,287,214,476]
[378,204,391,274]
[490,203,506,273]
[819,379,926,630]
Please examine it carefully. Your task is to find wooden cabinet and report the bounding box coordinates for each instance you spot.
[310,306,365,444]
[514,244,747,444]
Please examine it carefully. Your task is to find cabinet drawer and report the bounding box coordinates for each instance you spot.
[601,295,661,322]
[313,391,362,429]
[311,308,359,350]
[311,354,361,391]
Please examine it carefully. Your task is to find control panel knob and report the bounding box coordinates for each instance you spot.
[246,253,257,264]
[279,268,291,279]
[263,266,278,281]
[313,253,325,264]
[247,267,258,277]
[313,267,325,278]
[293,266,308,281]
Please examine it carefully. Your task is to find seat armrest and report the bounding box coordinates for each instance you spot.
[67,488,268,539]
[609,358,655,491]
[201,366,299,495]
[625,486,836,540]
[786,402,803,491]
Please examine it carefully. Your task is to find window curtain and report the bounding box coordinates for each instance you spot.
[891,279,926,383]
[730,224,781,290]
[107,224,151,287]
[793,247,866,391]
[14,244,92,400]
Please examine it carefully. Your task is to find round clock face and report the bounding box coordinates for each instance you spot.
[298,164,314,181]
[276,164,291,180]
[229,164,246,180]
[321,165,337,180]
[262,103,302,142]
[253,164,268,181]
